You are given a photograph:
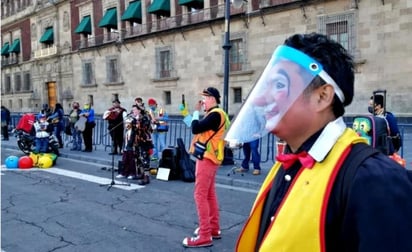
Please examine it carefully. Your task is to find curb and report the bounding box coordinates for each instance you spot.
[2,142,262,191]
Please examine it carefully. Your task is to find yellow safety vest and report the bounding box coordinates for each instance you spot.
[236,128,366,252]
[189,108,229,165]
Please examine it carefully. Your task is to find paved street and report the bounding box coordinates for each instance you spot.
[1,146,258,252]
[1,133,411,251]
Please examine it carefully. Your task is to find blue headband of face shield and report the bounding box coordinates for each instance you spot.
[272,46,345,103]
[224,45,344,146]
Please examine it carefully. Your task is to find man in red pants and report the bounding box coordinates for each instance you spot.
[182,87,230,248]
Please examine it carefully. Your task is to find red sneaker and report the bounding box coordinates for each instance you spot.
[182,236,213,248]
[193,227,222,239]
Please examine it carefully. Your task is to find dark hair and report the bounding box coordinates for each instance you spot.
[54,103,63,111]
[284,33,354,117]
[371,94,384,107]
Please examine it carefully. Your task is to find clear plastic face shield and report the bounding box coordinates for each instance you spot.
[225,45,344,147]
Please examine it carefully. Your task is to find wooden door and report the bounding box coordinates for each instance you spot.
[47,82,57,109]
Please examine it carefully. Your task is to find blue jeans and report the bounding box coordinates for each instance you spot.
[241,139,261,170]
[71,127,82,150]
[53,121,64,147]
[35,137,49,153]
[151,131,167,159]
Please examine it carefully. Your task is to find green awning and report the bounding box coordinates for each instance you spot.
[39,27,54,43]
[121,1,142,23]
[75,15,92,34]
[98,8,117,29]
[8,39,20,53]
[148,0,170,17]
[1,42,10,56]
[178,0,203,9]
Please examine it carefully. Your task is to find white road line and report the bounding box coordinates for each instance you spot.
[216,183,258,194]
[1,166,144,191]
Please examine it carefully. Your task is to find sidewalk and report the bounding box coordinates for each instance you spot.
[1,137,270,191]
[3,135,410,190]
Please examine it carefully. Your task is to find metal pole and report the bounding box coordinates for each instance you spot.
[222,0,231,114]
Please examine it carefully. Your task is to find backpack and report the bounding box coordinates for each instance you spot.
[176,138,196,182]
[335,143,411,209]
[352,115,390,155]
[158,147,180,180]
[385,111,402,152]
[221,147,235,165]
[16,113,36,134]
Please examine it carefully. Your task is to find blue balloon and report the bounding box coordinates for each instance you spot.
[5,156,19,169]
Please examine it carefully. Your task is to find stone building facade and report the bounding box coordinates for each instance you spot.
[1,0,411,118]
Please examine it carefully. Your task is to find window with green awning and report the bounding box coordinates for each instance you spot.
[98,8,117,29]
[178,0,203,9]
[121,1,142,23]
[75,15,92,34]
[9,39,20,53]
[1,42,10,56]
[148,0,170,17]
[40,27,54,44]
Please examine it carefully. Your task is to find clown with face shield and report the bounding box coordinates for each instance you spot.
[225,44,345,147]
[230,33,412,252]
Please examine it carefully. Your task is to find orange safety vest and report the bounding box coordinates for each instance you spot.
[236,128,366,252]
[189,108,229,165]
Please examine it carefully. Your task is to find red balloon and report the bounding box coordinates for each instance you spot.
[18,156,33,169]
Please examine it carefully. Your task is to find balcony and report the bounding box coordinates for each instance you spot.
[74,3,246,50]
[75,31,120,50]
[1,57,19,67]
[34,45,57,59]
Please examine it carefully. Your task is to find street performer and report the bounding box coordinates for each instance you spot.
[103,99,127,155]
[225,33,412,252]
[181,87,230,248]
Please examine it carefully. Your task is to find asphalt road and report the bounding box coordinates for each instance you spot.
[1,147,258,252]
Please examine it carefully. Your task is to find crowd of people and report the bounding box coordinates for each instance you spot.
[100,97,168,185]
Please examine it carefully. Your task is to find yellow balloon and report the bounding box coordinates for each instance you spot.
[29,152,40,167]
[38,156,53,168]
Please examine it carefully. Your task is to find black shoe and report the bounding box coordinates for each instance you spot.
[137,175,150,185]
[109,152,118,155]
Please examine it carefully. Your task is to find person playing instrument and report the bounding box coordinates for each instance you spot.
[135,97,145,109]
[135,108,153,185]
[116,117,138,180]
[147,98,168,160]
[103,99,127,155]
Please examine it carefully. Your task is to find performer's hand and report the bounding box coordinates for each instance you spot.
[194,100,202,111]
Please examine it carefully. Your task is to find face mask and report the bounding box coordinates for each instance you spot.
[368,106,374,114]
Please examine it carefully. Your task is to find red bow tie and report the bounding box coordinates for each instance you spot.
[276,151,315,170]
